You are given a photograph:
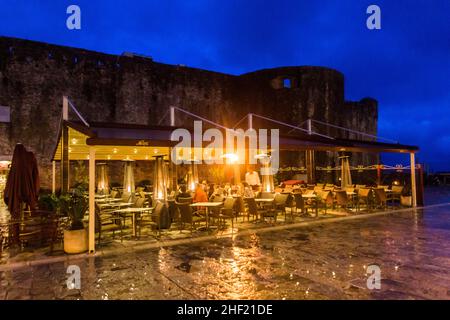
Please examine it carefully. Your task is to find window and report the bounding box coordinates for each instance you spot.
[0,106,10,123]
[283,78,292,88]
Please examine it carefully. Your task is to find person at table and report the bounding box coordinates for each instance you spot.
[245,166,261,190]
[242,182,255,198]
[176,184,191,201]
[207,183,216,199]
[193,183,208,203]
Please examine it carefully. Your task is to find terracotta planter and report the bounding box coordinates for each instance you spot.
[64,228,88,254]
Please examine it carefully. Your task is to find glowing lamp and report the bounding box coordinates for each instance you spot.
[153,155,168,201]
[123,160,135,195]
[96,163,109,195]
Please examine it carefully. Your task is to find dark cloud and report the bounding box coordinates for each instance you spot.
[0,0,449,170]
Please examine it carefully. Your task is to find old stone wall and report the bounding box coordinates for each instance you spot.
[0,36,378,189]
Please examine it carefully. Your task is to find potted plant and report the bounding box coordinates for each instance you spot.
[61,188,89,254]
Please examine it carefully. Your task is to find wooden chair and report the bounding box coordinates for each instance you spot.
[390,185,404,204]
[134,197,146,208]
[317,190,334,214]
[335,190,350,212]
[357,188,373,212]
[121,192,131,203]
[373,188,387,210]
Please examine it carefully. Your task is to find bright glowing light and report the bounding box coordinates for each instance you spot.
[113,148,118,154]
[133,148,138,154]
[71,138,78,145]
[222,153,238,163]
[254,153,269,159]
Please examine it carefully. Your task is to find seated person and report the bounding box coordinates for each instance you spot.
[242,182,255,198]
[193,183,208,203]
[176,184,192,201]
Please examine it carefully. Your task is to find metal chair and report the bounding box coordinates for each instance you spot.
[95,206,123,246]
[218,197,237,230]
[175,202,206,233]
[244,197,266,222]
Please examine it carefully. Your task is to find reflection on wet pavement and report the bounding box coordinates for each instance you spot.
[1,202,449,300]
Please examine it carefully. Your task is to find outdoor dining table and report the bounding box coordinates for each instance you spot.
[95,198,122,203]
[113,207,153,237]
[98,202,133,209]
[255,198,275,202]
[190,202,223,230]
[135,191,153,196]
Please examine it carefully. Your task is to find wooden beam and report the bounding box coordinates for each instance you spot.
[306,150,316,184]
[52,161,56,194]
[88,147,96,253]
[61,123,69,193]
[410,152,417,207]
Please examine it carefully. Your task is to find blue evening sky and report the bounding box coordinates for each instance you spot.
[0,0,449,171]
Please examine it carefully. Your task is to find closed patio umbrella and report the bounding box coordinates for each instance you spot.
[3,143,40,243]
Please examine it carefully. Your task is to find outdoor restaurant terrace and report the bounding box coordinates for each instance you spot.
[1,97,421,256]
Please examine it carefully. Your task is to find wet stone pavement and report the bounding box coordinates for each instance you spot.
[1,201,449,300]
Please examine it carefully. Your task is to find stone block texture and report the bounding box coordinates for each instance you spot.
[0,37,378,189]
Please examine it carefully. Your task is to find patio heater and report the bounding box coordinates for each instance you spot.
[339,156,352,188]
[123,160,135,195]
[186,160,199,192]
[96,163,109,195]
[258,154,274,192]
[153,155,168,202]
[222,153,240,185]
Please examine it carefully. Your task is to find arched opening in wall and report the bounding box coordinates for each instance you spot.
[283,78,292,88]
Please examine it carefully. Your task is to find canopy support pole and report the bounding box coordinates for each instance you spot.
[61,96,69,193]
[170,106,175,126]
[306,150,316,184]
[169,107,177,189]
[410,152,417,207]
[88,147,96,253]
[52,161,56,194]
